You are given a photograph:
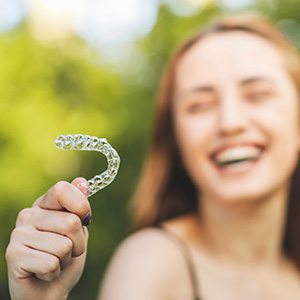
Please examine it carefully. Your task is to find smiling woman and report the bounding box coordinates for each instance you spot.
[173,30,299,203]
[117,13,300,299]
[5,13,300,300]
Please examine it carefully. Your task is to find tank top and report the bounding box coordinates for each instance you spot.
[156,225,202,300]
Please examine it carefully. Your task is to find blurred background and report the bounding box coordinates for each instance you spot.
[1,0,300,299]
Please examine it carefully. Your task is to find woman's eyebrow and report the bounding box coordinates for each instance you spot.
[176,85,214,101]
[239,76,275,86]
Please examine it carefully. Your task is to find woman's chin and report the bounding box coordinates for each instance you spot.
[203,185,279,209]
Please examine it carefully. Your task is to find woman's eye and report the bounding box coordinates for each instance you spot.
[245,89,274,102]
[184,93,217,113]
[186,101,216,113]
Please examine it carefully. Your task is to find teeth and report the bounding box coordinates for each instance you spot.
[214,146,261,165]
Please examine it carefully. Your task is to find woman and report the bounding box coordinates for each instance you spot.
[6,13,300,300]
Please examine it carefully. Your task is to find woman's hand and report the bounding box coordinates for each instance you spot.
[5,177,92,300]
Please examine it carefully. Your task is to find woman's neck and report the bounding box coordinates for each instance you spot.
[197,186,289,269]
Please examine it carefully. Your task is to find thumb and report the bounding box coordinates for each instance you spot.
[71,177,90,197]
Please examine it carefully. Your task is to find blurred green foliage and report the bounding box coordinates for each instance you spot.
[1,1,300,299]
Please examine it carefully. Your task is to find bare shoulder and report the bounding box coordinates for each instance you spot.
[103,227,184,276]
[98,226,194,300]
[114,227,181,258]
[109,212,199,267]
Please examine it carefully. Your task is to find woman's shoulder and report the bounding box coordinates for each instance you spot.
[99,214,198,300]
[118,213,199,260]
[107,226,185,270]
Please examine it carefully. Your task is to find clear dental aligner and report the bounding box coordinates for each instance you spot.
[55,134,120,197]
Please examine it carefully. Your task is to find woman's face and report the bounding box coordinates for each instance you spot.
[173,31,300,205]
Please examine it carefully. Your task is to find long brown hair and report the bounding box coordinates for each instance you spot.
[133,14,300,268]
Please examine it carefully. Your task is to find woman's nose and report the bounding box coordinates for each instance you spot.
[217,98,247,137]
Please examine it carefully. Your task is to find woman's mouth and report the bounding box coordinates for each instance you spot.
[210,144,266,174]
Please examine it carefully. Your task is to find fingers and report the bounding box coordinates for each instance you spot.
[16,207,87,257]
[6,220,88,281]
[34,178,91,223]
[6,242,61,281]
[35,270,61,282]
[13,225,73,265]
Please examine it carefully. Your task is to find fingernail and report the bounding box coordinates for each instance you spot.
[82,213,92,226]
[76,181,90,197]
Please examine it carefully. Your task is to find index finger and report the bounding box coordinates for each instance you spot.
[33,179,91,221]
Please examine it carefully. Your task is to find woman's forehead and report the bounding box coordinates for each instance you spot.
[175,31,286,89]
